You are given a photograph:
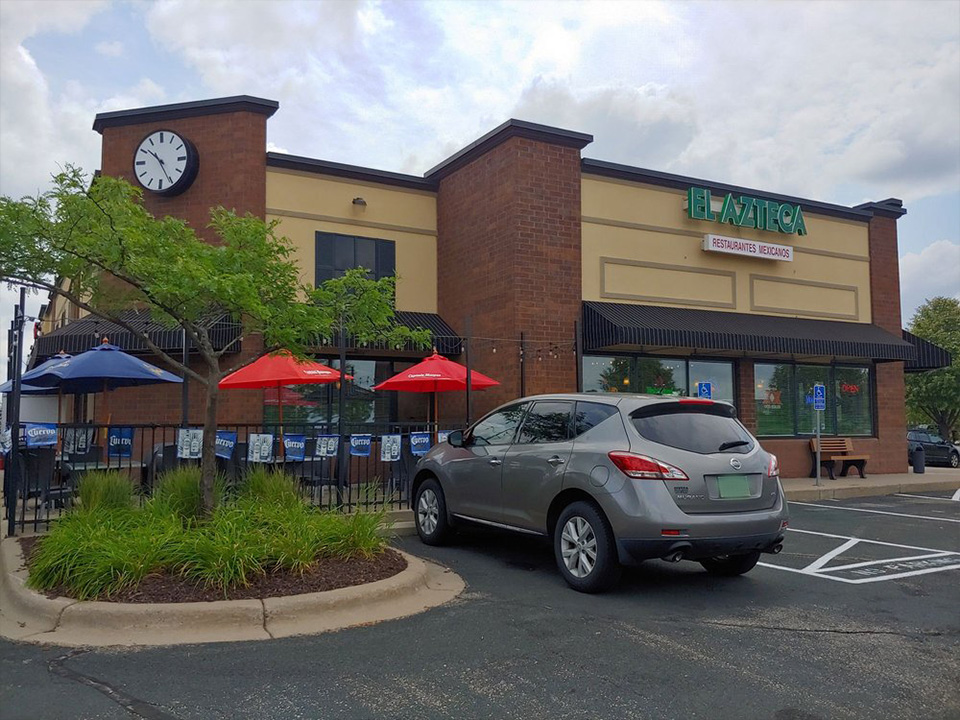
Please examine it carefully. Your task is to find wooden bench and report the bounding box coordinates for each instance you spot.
[809,438,870,479]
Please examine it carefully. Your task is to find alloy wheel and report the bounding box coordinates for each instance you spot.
[560,516,598,578]
[417,488,439,536]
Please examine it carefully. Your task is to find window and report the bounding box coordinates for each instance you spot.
[755,363,795,436]
[574,402,619,437]
[582,356,733,407]
[631,403,754,455]
[754,363,873,437]
[517,402,573,444]
[470,404,529,446]
[316,232,396,285]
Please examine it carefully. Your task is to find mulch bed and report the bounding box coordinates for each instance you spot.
[17,536,407,604]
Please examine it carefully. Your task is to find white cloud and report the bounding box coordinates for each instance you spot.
[94,39,123,57]
[900,240,960,323]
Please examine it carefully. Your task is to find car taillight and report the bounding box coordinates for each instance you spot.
[767,454,780,478]
[608,451,688,480]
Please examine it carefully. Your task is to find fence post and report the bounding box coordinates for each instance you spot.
[5,288,26,537]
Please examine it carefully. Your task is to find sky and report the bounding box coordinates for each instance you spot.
[1,0,958,381]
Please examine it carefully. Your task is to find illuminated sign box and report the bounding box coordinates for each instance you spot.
[702,233,794,261]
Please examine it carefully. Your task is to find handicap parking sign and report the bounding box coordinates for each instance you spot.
[696,382,712,399]
[814,383,826,411]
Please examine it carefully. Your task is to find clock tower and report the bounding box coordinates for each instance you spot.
[94,96,278,243]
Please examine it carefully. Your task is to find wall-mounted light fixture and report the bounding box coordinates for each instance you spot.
[352,197,367,206]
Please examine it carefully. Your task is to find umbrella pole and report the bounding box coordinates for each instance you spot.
[434,390,438,442]
[278,384,285,459]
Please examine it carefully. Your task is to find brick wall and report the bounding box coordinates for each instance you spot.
[95,110,271,424]
[435,136,582,422]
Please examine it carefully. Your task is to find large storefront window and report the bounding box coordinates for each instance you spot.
[583,355,733,406]
[263,358,416,427]
[754,363,873,437]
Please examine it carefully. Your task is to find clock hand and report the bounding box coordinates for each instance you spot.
[147,150,173,183]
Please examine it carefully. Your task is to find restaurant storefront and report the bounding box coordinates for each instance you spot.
[32,96,950,477]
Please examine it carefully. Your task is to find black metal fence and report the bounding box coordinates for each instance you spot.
[3,420,463,535]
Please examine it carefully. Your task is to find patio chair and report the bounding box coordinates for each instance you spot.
[19,448,73,509]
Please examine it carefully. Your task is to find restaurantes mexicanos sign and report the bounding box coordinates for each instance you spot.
[702,234,794,261]
[686,187,807,236]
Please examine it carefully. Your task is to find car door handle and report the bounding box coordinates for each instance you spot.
[488,458,502,466]
[547,456,565,466]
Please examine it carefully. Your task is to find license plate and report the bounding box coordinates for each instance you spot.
[716,474,751,499]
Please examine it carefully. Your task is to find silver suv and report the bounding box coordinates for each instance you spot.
[412,393,788,592]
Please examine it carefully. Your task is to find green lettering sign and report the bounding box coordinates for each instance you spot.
[687,187,807,236]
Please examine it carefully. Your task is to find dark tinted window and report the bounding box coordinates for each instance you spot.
[517,402,573,444]
[315,232,396,284]
[631,404,754,455]
[574,402,618,437]
[470,404,528,446]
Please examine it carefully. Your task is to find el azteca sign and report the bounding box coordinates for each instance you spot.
[702,234,794,262]
[687,187,807,236]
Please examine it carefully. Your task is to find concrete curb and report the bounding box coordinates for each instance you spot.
[783,478,959,502]
[0,538,464,648]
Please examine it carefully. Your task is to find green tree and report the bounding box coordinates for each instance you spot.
[906,297,960,441]
[1,167,428,510]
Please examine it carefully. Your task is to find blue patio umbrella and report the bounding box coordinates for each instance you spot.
[19,341,182,425]
[0,353,72,395]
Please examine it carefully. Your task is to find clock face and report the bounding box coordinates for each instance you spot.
[132,129,198,195]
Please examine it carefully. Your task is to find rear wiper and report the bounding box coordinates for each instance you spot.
[718,440,750,452]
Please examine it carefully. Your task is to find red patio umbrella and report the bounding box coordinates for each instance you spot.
[373,350,499,431]
[219,350,350,438]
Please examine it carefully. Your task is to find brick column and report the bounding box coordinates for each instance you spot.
[858,199,909,474]
[432,121,591,421]
[737,359,756,432]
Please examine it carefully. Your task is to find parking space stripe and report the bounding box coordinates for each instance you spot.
[842,564,960,584]
[802,538,859,572]
[786,527,950,553]
[790,501,960,523]
[953,488,960,501]
[822,551,957,572]
[895,493,960,502]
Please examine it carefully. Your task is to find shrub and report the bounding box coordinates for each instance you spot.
[77,471,135,512]
[238,467,301,508]
[147,466,226,523]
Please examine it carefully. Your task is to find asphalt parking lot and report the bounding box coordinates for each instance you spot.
[1,491,958,720]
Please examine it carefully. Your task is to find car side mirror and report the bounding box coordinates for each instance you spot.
[447,430,464,447]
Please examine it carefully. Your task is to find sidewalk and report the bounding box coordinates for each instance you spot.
[780,466,960,502]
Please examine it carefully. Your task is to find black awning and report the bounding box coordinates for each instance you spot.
[308,311,462,357]
[33,310,241,362]
[903,329,952,372]
[582,301,915,362]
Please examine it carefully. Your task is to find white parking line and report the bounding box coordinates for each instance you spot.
[790,501,960,523]
[758,527,960,585]
[895,493,960,502]
[953,487,960,502]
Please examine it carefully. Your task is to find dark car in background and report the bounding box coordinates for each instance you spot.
[908,430,960,468]
[412,393,788,593]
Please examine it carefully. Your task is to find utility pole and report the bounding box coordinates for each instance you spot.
[6,288,26,536]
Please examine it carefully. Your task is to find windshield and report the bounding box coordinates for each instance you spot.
[630,403,755,455]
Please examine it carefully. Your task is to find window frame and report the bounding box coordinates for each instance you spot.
[753,360,875,439]
[315,231,397,286]
[515,400,575,445]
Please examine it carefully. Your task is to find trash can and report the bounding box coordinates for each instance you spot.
[912,445,925,474]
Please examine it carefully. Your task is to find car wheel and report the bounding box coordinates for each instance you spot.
[554,501,621,593]
[950,452,959,469]
[700,551,761,577]
[414,478,451,546]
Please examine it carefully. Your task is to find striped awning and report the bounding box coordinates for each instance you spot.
[583,301,916,362]
[903,329,952,372]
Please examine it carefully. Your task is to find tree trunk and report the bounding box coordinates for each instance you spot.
[201,379,220,513]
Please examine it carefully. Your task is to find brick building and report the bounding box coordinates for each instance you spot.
[33,96,949,477]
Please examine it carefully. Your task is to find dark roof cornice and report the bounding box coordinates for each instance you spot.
[93,96,279,133]
[853,198,907,219]
[266,153,437,191]
[425,119,593,180]
[581,158,879,223]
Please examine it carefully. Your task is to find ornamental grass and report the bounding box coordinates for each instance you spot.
[27,467,389,600]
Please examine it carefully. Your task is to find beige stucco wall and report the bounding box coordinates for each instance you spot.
[266,169,438,313]
[581,177,872,322]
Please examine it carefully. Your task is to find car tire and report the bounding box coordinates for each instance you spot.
[700,551,761,577]
[950,452,959,469]
[414,478,451,546]
[554,501,621,593]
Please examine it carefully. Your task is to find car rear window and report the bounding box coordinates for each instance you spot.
[630,403,754,455]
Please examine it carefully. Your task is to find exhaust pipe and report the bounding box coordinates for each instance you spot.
[763,542,783,555]
[662,550,685,563]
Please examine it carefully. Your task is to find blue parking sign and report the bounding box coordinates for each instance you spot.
[697,382,712,399]
[814,383,826,411]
